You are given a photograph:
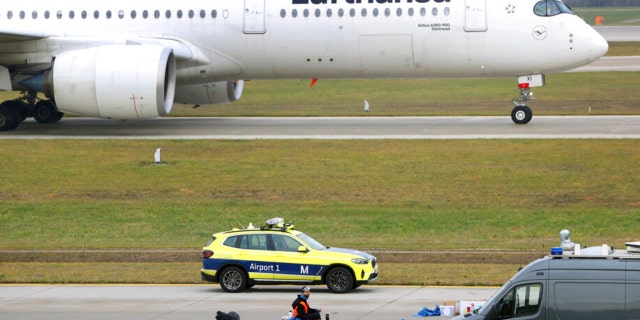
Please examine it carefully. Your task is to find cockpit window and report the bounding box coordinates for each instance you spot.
[534,0,574,17]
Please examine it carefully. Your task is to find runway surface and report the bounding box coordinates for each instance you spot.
[0,285,495,320]
[2,116,640,139]
[594,26,640,42]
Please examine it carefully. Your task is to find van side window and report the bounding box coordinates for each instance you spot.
[554,282,625,319]
[496,283,542,319]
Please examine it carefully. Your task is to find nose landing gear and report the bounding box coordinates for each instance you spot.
[511,74,544,125]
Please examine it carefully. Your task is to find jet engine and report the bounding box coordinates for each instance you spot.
[50,45,176,119]
[174,80,244,106]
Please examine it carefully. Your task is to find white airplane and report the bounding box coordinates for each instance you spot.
[0,0,608,131]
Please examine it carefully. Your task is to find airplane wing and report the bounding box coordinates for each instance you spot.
[0,31,46,42]
[0,32,195,63]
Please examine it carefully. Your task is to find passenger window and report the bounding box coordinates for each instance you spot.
[165,10,171,19]
[211,10,217,18]
[432,7,438,16]
[280,9,286,18]
[408,8,414,16]
[396,8,402,16]
[131,10,137,19]
[32,10,37,19]
[69,11,75,19]
[338,8,344,17]
[200,10,205,18]
[20,11,25,19]
[7,11,13,20]
[385,8,391,17]
[496,283,542,319]
[349,8,355,17]
[444,7,450,16]
[315,8,320,18]
[326,9,332,18]
[223,236,240,248]
[188,10,194,19]
[361,8,367,17]
[56,10,62,19]
[292,9,298,18]
[82,11,87,19]
[303,9,309,17]
[248,234,268,250]
[420,7,426,16]
[44,11,50,19]
[94,10,99,19]
[143,10,149,19]
[373,8,378,17]
[106,10,112,19]
[154,10,160,19]
[272,235,303,252]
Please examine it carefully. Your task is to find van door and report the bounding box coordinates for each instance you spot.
[464,0,487,32]
[243,0,266,34]
[490,283,544,319]
[626,260,640,319]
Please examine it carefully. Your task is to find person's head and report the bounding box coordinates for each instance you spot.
[300,286,311,297]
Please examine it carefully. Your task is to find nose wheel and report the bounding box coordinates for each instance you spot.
[511,75,544,125]
[511,105,532,124]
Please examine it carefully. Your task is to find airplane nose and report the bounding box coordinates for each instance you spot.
[590,30,609,60]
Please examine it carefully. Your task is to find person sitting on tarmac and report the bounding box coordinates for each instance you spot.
[291,286,322,320]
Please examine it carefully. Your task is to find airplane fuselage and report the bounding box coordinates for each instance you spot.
[0,0,606,82]
[0,0,608,130]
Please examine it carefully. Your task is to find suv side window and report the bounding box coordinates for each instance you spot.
[497,283,542,319]
[223,234,269,250]
[248,234,268,250]
[272,234,303,252]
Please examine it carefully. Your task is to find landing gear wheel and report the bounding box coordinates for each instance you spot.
[33,100,59,123]
[511,105,532,124]
[0,105,19,131]
[53,111,64,123]
[326,267,354,293]
[219,266,247,293]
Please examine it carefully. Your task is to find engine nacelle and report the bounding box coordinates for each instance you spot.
[174,80,244,106]
[52,45,176,119]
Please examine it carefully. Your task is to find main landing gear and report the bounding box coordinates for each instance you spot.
[0,90,63,131]
[510,74,544,125]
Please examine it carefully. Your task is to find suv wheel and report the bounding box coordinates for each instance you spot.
[219,266,247,293]
[326,267,353,293]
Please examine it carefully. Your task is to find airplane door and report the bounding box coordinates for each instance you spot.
[243,0,266,34]
[464,0,487,32]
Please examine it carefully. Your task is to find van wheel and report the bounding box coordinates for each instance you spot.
[326,267,353,293]
[219,266,247,293]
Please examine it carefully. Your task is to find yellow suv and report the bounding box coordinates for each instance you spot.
[201,218,378,293]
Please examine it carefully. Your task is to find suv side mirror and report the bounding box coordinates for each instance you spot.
[297,246,309,253]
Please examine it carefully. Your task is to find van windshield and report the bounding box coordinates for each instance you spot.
[476,280,513,314]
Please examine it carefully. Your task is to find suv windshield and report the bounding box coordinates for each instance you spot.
[297,232,326,250]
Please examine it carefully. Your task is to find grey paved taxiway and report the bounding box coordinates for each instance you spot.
[2,116,640,139]
[0,285,496,320]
